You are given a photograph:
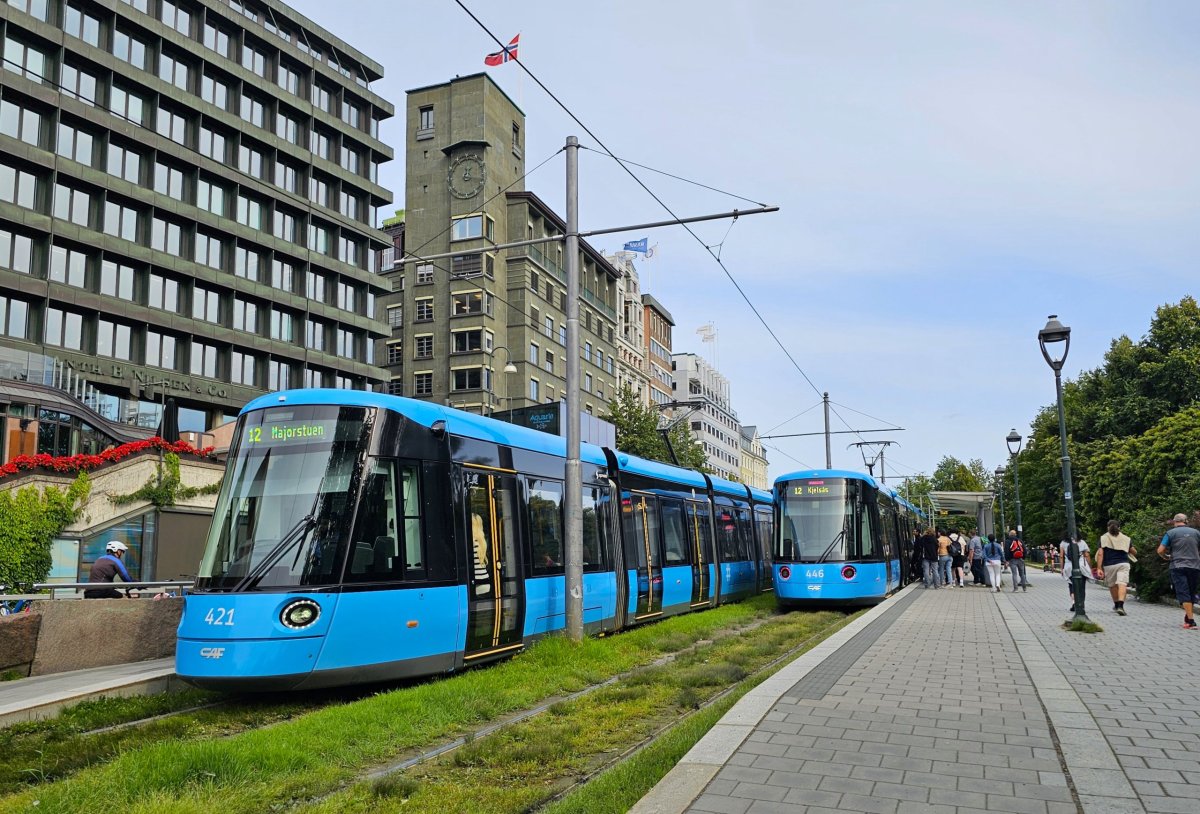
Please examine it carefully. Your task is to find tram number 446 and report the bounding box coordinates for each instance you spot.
[804,569,824,579]
[204,608,236,626]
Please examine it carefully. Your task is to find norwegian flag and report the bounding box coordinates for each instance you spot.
[484,34,519,66]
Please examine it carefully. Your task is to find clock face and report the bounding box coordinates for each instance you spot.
[448,154,486,199]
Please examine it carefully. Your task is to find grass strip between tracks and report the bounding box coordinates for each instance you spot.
[0,598,847,813]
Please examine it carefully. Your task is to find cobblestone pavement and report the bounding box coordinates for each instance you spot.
[635,567,1195,814]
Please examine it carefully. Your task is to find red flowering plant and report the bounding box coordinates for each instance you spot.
[0,437,216,479]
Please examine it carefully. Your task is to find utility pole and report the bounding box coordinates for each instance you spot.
[550,136,777,642]
[823,392,831,469]
[564,136,583,642]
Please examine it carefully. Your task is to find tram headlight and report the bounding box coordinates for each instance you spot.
[280,599,321,629]
[779,565,791,581]
[841,565,857,580]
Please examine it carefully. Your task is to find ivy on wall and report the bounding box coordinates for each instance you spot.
[110,453,223,508]
[0,472,90,589]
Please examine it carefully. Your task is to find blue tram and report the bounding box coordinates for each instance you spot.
[176,390,773,690]
[772,470,921,608]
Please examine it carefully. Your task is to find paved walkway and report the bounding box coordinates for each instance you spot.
[0,658,177,727]
[635,568,1197,814]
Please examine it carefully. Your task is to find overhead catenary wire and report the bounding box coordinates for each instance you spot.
[577,145,769,208]
[454,1,902,445]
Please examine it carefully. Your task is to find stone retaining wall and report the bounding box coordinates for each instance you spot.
[20,599,181,676]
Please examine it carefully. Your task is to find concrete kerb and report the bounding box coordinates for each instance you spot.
[994,593,1145,813]
[630,585,919,814]
[0,658,178,728]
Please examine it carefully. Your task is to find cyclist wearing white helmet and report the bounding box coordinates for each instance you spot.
[84,540,134,599]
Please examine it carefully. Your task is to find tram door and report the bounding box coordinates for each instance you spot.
[464,470,524,661]
[687,501,715,607]
[622,493,662,619]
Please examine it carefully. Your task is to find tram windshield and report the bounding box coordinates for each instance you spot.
[195,405,373,590]
[776,478,855,563]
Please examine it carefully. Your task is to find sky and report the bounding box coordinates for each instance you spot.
[290,0,1200,483]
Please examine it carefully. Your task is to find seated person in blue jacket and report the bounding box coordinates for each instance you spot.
[84,541,134,599]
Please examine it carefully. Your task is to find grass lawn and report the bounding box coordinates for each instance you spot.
[0,597,849,813]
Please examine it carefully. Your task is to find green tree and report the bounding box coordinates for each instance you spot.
[0,472,90,589]
[931,456,985,492]
[602,384,710,472]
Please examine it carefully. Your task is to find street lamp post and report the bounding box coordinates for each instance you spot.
[1006,429,1023,537]
[1039,315,1087,624]
[994,466,1007,541]
[491,347,519,421]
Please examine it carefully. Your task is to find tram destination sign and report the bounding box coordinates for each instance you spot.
[245,418,335,446]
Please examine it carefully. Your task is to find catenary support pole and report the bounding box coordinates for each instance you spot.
[823,392,831,469]
[564,136,584,641]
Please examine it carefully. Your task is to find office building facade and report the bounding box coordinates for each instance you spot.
[672,351,740,480]
[387,73,618,415]
[0,0,393,457]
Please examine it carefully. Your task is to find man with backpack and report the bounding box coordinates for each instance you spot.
[1006,530,1030,592]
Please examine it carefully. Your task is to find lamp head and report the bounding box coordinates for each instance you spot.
[503,362,517,374]
[994,466,1005,478]
[1038,314,1071,371]
[1006,429,1022,456]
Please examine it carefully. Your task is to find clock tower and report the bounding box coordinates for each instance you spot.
[385,74,526,407]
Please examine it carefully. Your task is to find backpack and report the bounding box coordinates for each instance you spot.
[950,541,962,557]
[1010,539,1025,558]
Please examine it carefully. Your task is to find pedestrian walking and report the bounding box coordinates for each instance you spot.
[1006,530,1029,592]
[919,527,941,589]
[937,529,954,587]
[983,533,1005,592]
[1094,519,1135,616]
[1060,531,1094,613]
[968,529,986,586]
[1156,513,1200,630]
[949,530,967,587]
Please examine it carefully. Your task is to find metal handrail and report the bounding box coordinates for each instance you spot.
[32,580,194,593]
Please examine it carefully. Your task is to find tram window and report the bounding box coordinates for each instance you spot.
[858,501,876,560]
[660,500,689,566]
[346,459,424,582]
[528,478,564,575]
[734,507,752,560]
[716,507,740,561]
[622,493,661,568]
[581,486,605,571]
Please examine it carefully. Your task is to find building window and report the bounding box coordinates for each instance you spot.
[271,259,294,292]
[530,378,539,402]
[194,231,223,269]
[339,144,361,175]
[234,246,262,281]
[306,270,326,302]
[200,74,230,110]
[450,214,493,242]
[203,22,231,57]
[311,82,332,112]
[451,252,493,279]
[196,176,227,215]
[307,222,331,254]
[310,128,330,160]
[52,184,91,227]
[270,308,294,342]
[418,105,434,132]
[268,359,291,390]
[512,122,521,155]
[148,273,179,312]
[414,372,433,396]
[239,94,266,128]
[452,329,483,353]
[0,293,29,339]
[151,217,183,256]
[153,161,185,200]
[0,162,38,210]
[192,285,220,323]
[236,194,265,229]
[386,378,403,395]
[544,316,553,338]
[336,328,357,359]
[275,111,301,144]
[60,64,97,106]
[386,306,403,327]
[276,62,300,95]
[0,100,41,146]
[109,85,146,125]
[198,125,227,161]
[452,291,492,317]
[233,298,258,333]
[241,42,267,77]
[415,335,433,358]
[339,191,361,220]
[584,373,592,392]
[4,38,48,83]
[336,280,357,312]
[0,229,33,274]
[106,142,142,183]
[529,342,539,365]
[274,159,300,193]
[160,0,191,35]
[230,351,256,386]
[306,319,325,351]
[341,98,361,129]
[273,208,298,242]
[49,245,87,288]
[308,174,329,206]
[99,260,135,299]
[415,298,434,322]
[158,51,191,92]
[103,200,140,242]
[545,351,555,373]
[451,368,485,392]
[190,340,218,378]
[8,0,48,21]
[44,308,83,350]
[96,320,132,360]
[416,264,435,284]
[112,29,147,69]
[238,143,266,179]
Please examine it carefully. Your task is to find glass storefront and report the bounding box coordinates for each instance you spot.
[78,513,156,583]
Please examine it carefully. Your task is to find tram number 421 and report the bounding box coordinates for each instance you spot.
[204,608,236,626]
[804,569,824,579]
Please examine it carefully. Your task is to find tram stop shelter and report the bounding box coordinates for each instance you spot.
[927,491,996,535]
